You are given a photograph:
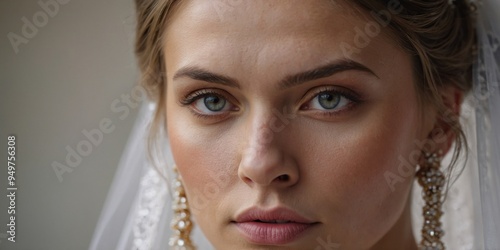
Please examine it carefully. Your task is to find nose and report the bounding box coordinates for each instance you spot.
[238,122,299,188]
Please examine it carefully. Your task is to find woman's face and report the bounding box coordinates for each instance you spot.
[164,0,434,249]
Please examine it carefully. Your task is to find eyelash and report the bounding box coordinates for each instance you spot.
[179,86,361,119]
[300,86,360,117]
[180,89,221,106]
[179,89,236,120]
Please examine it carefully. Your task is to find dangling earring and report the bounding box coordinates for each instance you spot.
[416,151,445,250]
[169,166,195,250]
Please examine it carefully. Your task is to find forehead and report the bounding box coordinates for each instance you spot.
[164,0,407,84]
[166,0,361,46]
[168,0,351,32]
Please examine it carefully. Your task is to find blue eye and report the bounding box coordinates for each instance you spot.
[180,89,238,117]
[203,95,226,111]
[317,92,341,109]
[192,94,231,114]
[309,91,351,111]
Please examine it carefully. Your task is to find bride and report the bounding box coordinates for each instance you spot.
[91,0,500,249]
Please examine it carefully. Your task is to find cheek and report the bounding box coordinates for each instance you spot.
[166,94,241,229]
[306,93,421,244]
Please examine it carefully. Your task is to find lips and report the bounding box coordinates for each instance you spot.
[253,220,291,224]
[233,207,318,245]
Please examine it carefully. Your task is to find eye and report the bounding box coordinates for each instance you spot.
[316,92,343,109]
[301,87,359,114]
[195,94,228,112]
[180,89,238,118]
[311,91,351,111]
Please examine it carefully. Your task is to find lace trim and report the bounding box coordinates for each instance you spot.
[132,167,168,250]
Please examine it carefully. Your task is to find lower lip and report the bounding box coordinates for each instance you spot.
[234,221,315,245]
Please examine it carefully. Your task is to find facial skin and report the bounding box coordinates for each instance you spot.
[163,1,450,249]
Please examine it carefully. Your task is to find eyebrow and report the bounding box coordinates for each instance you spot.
[172,59,378,90]
[173,66,241,88]
[280,59,379,89]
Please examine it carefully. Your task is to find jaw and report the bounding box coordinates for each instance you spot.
[370,192,417,250]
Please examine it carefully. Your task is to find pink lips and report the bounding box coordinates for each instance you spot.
[233,207,318,245]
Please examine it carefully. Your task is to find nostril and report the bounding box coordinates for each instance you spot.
[277,174,290,182]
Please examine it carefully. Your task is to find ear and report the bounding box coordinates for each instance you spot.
[427,85,464,156]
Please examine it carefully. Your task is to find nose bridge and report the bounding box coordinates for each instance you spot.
[249,117,275,149]
[245,104,294,148]
[243,104,284,152]
[238,105,299,187]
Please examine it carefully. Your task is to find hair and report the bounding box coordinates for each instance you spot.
[350,0,476,180]
[134,0,476,177]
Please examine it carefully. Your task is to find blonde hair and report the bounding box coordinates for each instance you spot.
[134,0,476,174]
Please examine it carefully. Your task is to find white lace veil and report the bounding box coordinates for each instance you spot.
[89,1,500,249]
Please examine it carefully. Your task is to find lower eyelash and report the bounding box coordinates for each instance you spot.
[187,106,234,121]
[188,108,212,119]
[315,101,357,117]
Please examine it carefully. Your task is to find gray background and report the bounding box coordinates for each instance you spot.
[0,0,140,249]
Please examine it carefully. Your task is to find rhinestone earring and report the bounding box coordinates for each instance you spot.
[169,166,195,250]
[416,151,445,250]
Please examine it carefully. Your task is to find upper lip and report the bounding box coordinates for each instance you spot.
[233,207,317,224]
